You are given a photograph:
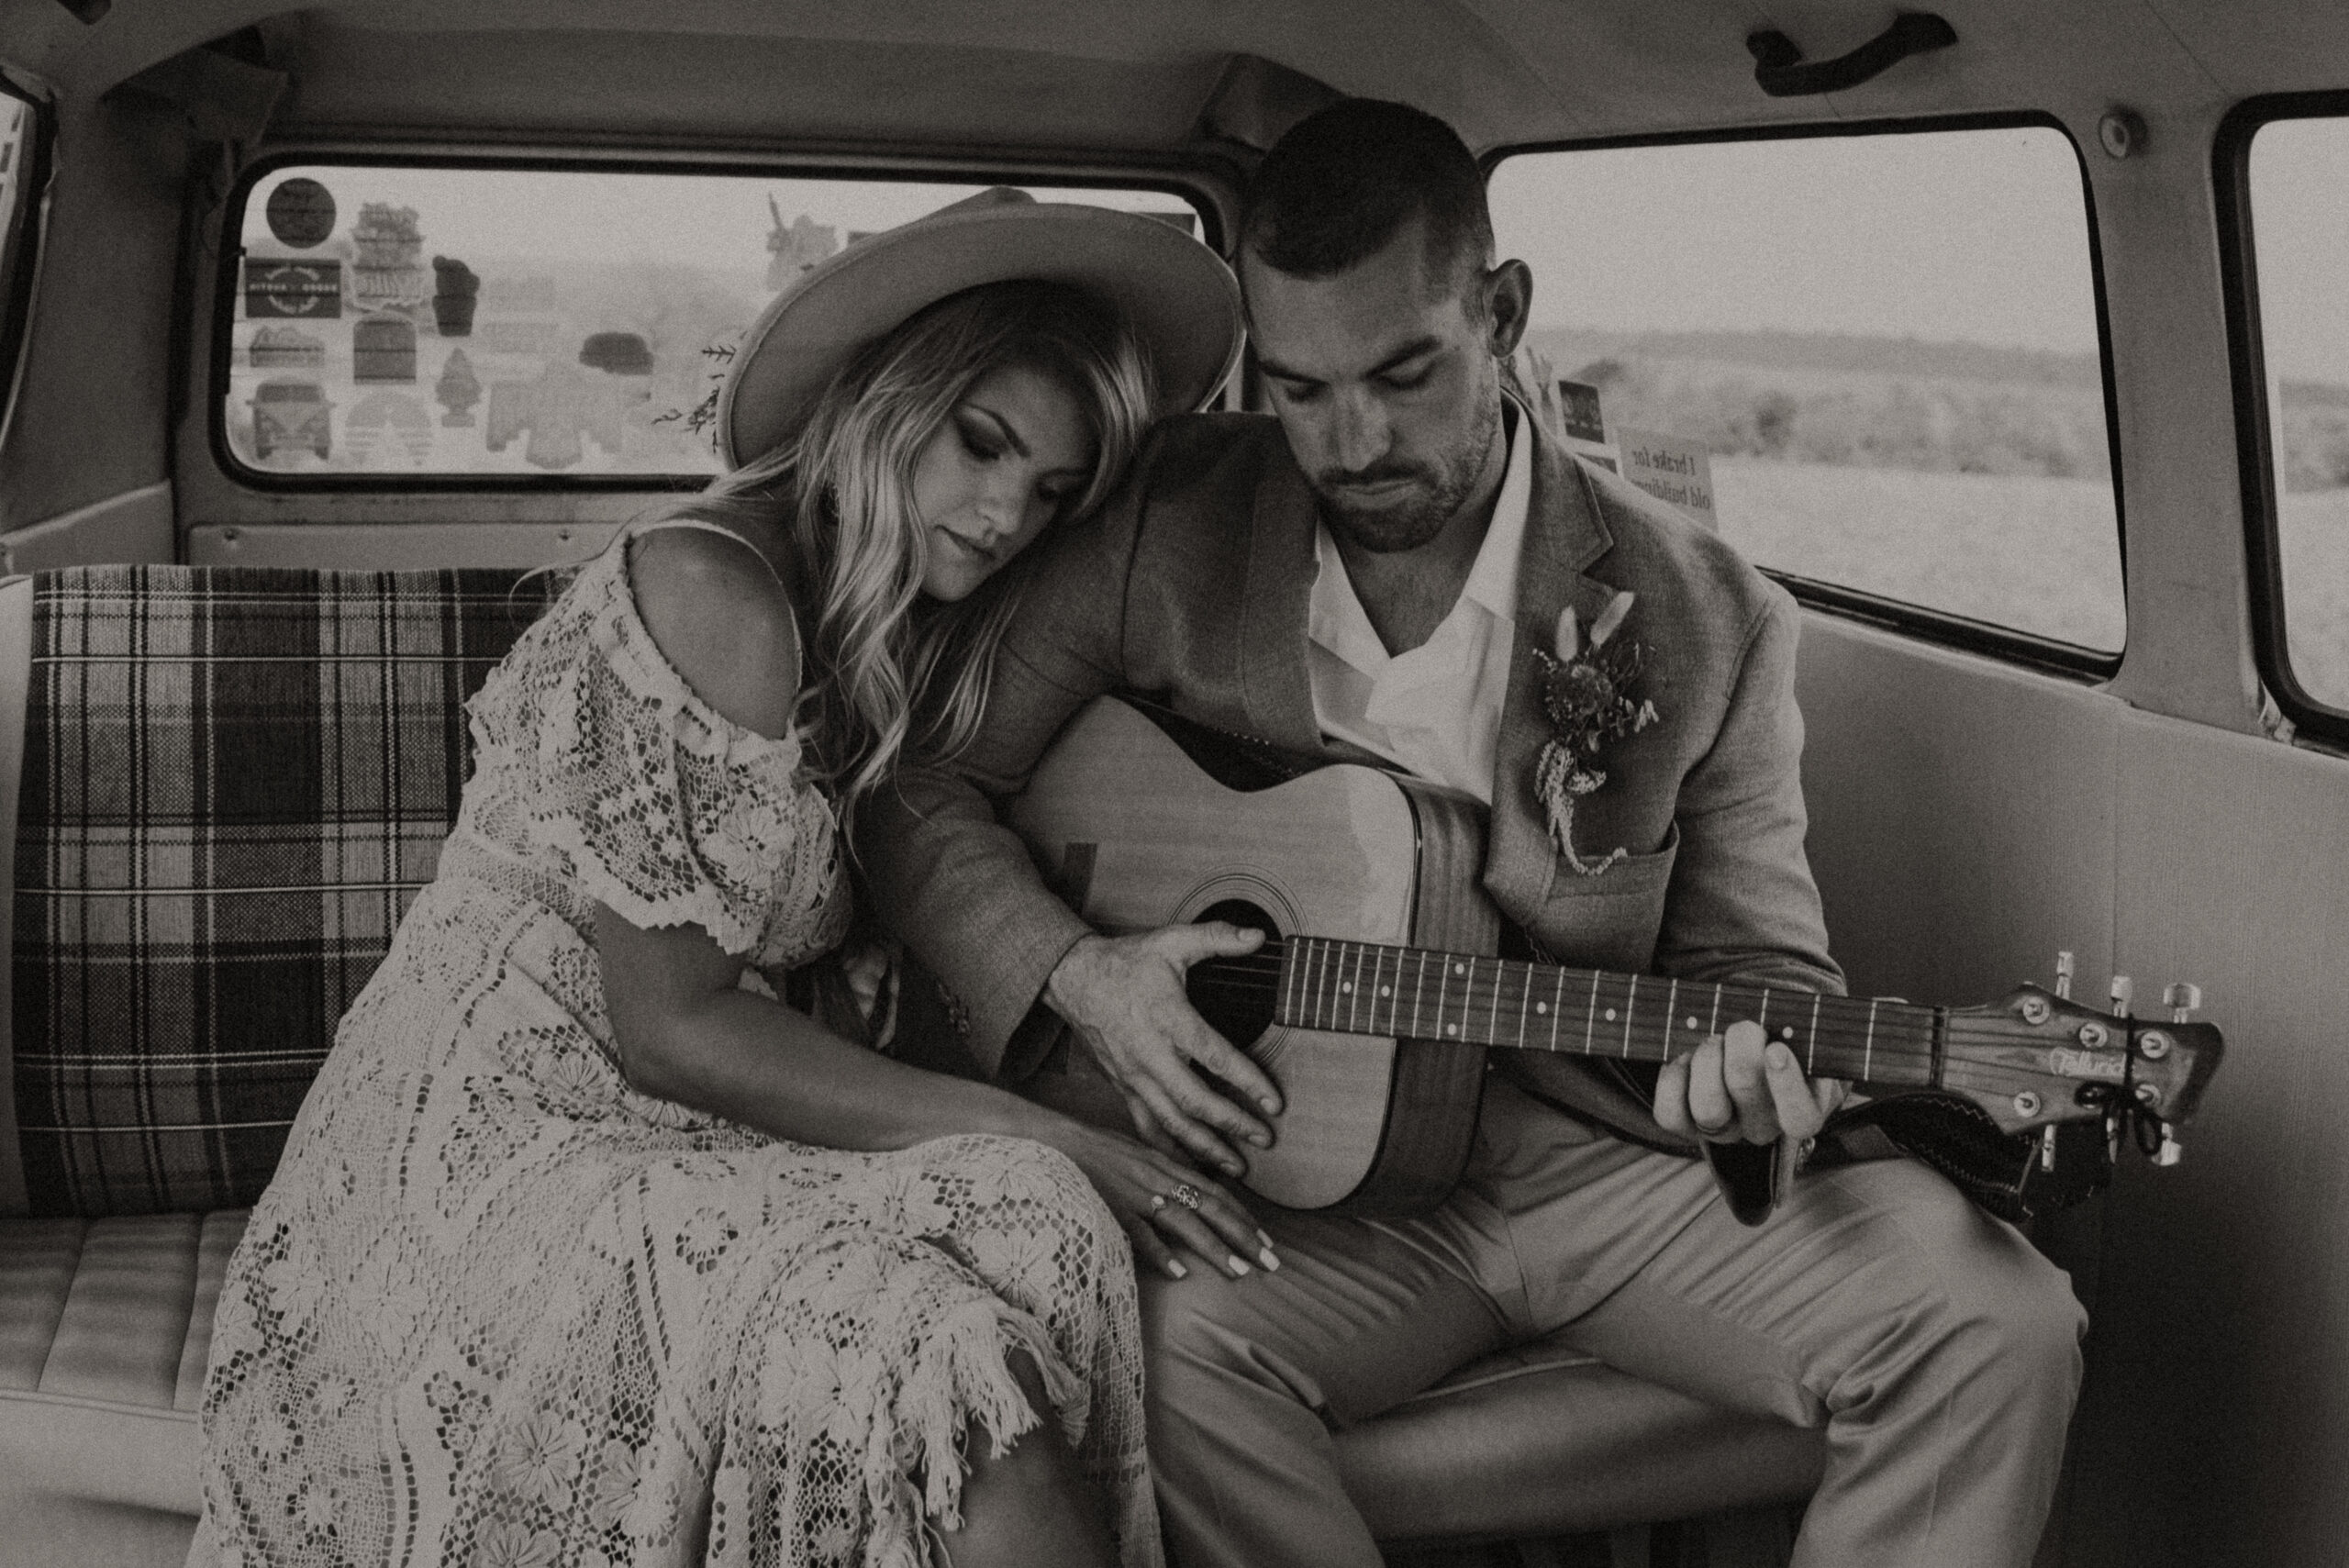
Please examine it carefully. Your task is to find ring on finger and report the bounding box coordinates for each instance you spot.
[1167,1182,1203,1211]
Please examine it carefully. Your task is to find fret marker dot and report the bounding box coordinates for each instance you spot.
[1535,1002,1548,1015]
[1605,1008,1618,1021]
[1685,1016,1699,1029]
[1380,986,1391,997]
[1780,1026,1795,1040]
[1446,1024,1459,1037]
[1453,962,1465,975]
[1341,983,1353,994]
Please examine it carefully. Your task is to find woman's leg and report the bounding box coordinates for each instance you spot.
[939,1351,1116,1568]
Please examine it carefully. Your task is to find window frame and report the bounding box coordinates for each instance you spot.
[2216,92,2349,750]
[1480,111,2126,682]
[0,75,54,468]
[207,149,1224,495]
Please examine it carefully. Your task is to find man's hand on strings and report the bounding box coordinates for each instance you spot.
[1654,1017,1851,1146]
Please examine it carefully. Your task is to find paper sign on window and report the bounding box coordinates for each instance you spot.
[1614,427,1717,530]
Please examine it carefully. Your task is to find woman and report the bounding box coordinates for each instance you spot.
[198,191,1264,1568]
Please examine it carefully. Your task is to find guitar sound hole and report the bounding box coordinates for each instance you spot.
[1187,898,1281,1052]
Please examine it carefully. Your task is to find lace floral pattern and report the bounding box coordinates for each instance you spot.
[197,530,1157,1568]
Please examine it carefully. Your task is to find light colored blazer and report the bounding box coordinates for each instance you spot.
[859,407,1843,1152]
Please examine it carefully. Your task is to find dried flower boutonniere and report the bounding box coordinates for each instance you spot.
[1531,590,1659,876]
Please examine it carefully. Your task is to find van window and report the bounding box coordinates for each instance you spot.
[2243,115,2349,718]
[217,164,1206,484]
[1488,125,2121,662]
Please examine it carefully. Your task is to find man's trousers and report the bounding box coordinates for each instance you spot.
[1141,1075,2086,1568]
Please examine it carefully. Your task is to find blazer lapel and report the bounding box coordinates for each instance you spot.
[1238,443,1328,753]
[1485,422,1622,920]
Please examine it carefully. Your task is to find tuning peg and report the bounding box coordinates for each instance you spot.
[2165,982,2203,1023]
[2109,974,2133,1018]
[2154,1124,2184,1166]
[2054,951,2075,1000]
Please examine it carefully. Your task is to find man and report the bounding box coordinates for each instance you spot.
[863,99,2082,1567]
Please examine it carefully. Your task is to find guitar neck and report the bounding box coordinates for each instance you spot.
[1265,935,1944,1088]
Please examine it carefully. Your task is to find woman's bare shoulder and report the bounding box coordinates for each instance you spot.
[627,525,803,740]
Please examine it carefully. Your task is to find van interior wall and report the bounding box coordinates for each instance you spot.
[1798,611,2349,1568]
[0,90,190,538]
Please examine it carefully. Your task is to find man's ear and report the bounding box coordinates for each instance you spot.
[1483,259,1533,359]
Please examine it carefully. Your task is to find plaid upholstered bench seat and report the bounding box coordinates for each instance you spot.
[0,566,553,1568]
[0,564,1819,1568]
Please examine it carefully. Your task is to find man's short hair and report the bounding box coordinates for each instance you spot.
[1240,99,1496,297]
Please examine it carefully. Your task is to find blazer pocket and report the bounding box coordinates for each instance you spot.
[1529,823,1680,975]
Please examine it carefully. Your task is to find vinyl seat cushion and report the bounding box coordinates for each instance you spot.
[0,1210,246,1517]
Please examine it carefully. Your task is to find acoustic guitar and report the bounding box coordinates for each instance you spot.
[1006,695,2225,1214]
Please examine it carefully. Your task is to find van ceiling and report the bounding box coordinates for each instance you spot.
[0,0,2342,157]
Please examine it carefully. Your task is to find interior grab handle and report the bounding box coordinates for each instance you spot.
[1745,12,1958,98]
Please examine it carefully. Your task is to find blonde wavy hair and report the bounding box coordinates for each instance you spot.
[653,279,1154,810]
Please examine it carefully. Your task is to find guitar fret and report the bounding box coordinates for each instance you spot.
[1865,998,1878,1081]
[1345,943,1361,1034]
[1664,978,1680,1060]
[1807,994,1821,1073]
[1486,957,1502,1047]
[1621,974,1637,1056]
[1708,984,1721,1039]
[1548,968,1563,1051]
[1585,970,1600,1053]
[1411,951,1428,1039]
[1518,963,1531,1051]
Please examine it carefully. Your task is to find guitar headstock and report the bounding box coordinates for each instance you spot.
[1939,967,2224,1166]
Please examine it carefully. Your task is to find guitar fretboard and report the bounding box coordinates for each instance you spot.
[1274,935,1943,1088]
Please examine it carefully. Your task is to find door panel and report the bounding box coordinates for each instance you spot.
[1797,612,2121,1012]
[1797,607,2349,1566]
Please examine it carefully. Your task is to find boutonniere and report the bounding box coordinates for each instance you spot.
[1531,590,1659,876]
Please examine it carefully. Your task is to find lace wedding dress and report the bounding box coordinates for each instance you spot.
[197,524,1156,1568]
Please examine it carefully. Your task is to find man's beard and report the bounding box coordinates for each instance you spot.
[1312,374,1503,555]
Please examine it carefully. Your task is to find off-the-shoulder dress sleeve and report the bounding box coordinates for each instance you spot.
[467,541,850,968]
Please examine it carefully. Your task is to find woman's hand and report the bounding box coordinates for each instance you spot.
[1035,1116,1278,1283]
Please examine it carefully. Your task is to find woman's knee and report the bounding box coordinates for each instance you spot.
[933,1133,1118,1237]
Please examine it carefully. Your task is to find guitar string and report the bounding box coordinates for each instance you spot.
[1186,973,2176,1096]
[1191,944,2191,1058]
[1185,976,2161,1109]
[1186,966,1950,1055]
[1191,951,2128,1056]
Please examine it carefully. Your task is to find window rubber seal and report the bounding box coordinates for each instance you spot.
[2215,92,2349,751]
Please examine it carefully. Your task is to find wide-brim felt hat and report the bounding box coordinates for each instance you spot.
[720,187,1245,468]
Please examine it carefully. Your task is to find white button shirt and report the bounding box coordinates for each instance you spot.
[1307,410,1533,805]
